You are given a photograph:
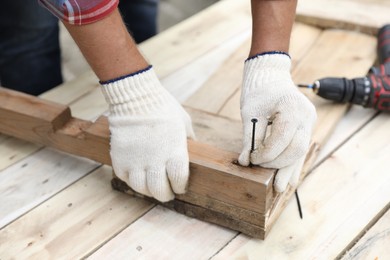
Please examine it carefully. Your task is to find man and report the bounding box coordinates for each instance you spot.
[0,0,158,95]
[38,0,316,202]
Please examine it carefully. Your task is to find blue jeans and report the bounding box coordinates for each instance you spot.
[0,0,158,96]
[120,0,158,43]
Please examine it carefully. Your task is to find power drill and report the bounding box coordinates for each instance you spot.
[298,24,390,111]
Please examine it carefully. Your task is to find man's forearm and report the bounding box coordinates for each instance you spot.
[63,9,148,82]
[249,0,297,57]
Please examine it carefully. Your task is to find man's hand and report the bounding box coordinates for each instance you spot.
[101,66,194,202]
[239,52,316,192]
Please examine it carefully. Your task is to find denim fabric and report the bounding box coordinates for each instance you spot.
[0,0,62,95]
[119,0,158,43]
[0,0,158,95]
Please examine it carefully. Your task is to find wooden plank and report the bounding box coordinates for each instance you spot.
[0,87,71,133]
[0,149,98,229]
[185,22,322,116]
[0,0,251,174]
[0,72,100,171]
[262,30,377,236]
[0,26,374,240]
[296,0,390,35]
[0,166,154,259]
[139,0,251,78]
[342,205,390,260]
[89,206,235,259]
[213,112,390,259]
[0,87,275,237]
[162,30,251,102]
[186,107,242,153]
[183,38,251,113]
[39,70,98,105]
[68,87,108,120]
[0,136,39,171]
[315,106,377,165]
[293,29,377,173]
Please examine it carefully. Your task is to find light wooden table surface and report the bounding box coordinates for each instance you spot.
[1,0,390,259]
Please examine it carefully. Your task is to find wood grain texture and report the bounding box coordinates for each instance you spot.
[0,136,39,171]
[342,205,390,260]
[140,0,251,78]
[183,38,251,113]
[1,1,385,258]
[218,22,323,120]
[89,206,235,260]
[293,29,376,172]
[0,166,154,259]
[213,111,390,260]
[263,30,377,235]
[210,28,378,254]
[0,88,275,238]
[296,0,390,35]
[0,148,98,229]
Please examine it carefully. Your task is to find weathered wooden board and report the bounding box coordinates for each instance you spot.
[0,166,154,259]
[139,0,251,78]
[89,206,235,260]
[296,0,390,35]
[0,22,378,242]
[0,149,98,229]
[213,112,390,259]
[342,205,390,260]
[0,87,275,238]
[0,1,387,259]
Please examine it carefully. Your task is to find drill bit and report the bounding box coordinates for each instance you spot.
[298,84,314,89]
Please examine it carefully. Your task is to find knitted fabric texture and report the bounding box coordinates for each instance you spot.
[101,67,194,202]
[239,53,316,192]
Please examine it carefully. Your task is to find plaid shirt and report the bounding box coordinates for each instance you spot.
[38,0,119,25]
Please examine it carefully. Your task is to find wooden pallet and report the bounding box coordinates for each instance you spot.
[0,0,379,240]
[1,0,390,258]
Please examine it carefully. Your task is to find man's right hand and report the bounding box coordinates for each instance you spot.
[101,66,195,202]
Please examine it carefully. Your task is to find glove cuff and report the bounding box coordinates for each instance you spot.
[244,52,291,72]
[101,66,170,116]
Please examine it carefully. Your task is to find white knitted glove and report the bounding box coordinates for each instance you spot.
[101,66,195,202]
[238,53,316,192]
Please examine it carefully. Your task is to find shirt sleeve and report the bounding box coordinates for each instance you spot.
[38,0,119,25]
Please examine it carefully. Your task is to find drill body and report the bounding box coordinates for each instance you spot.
[303,24,390,112]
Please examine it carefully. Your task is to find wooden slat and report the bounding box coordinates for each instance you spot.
[161,30,251,102]
[0,88,275,233]
[0,166,154,259]
[293,29,376,171]
[0,1,386,256]
[0,136,39,171]
[218,22,323,120]
[0,73,100,171]
[342,205,390,260]
[315,106,377,165]
[0,149,98,229]
[89,206,235,259]
[139,0,251,78]
[296,0,390,35]
[262,30,377,234]
[213,112,390,259]
[183,38,251,113]
[0,87,71,133]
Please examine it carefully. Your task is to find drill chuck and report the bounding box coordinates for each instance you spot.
[315,77,372,107]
